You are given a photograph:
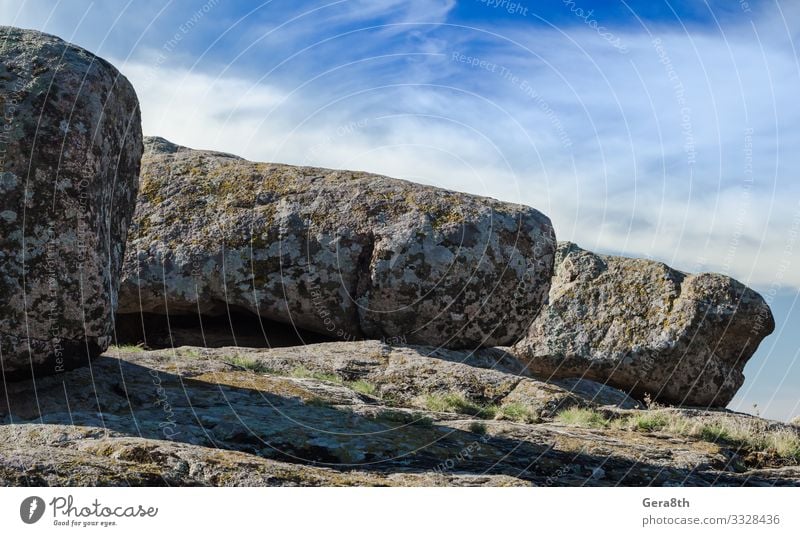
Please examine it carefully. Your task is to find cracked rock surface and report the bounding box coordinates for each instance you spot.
[117,137,556,348]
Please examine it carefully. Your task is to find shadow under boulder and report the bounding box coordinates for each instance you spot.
[114,308,335,349]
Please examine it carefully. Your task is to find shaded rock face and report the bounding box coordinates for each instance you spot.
[118,137,556,348]
[512,242,775,407]
[0,27,143,378]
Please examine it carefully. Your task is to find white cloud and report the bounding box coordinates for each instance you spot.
[112,9,800,292]
[120,61,287,151]
[8,0,799,291]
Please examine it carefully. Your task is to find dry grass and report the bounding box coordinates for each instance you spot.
[347,379,377,396]
[552,406,800,462]
[108,344,145,353]
[418,393,498,419]
[615,410,800,461]
[555,407,610,428]
[227,355,274,374]
[495,402,539,424]
[290,365,341,383]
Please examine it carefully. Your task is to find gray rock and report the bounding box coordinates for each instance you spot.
[0,27,142,378]
[117,137,556,348]
[0,425,529,486]
[1,342,797,486]
[553,378,641,409]
[511,242,775,407]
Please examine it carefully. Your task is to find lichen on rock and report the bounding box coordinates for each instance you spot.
[0,26,142,378]
[118,137,556,348]
[511,242,775,407]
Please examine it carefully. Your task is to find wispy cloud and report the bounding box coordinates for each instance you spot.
[105,2,800,295]
[9,0,794,289]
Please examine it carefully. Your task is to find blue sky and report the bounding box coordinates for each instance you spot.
[2,0,798,420]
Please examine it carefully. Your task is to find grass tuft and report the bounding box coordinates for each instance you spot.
[289,365,342,383]
[496,402,539,424]
[555,407,609,428]
[347,379,377,396]
[469,421,488,435]
[227,355,274,374]
[613,410,800,463]
[625,412,671,432]
[418,393,497,419]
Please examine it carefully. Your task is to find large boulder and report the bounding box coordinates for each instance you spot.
[511,242,775,407]
[117,137,556,348]
[0,27,142,378]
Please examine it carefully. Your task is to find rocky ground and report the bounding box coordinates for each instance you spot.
[1,340,797,486]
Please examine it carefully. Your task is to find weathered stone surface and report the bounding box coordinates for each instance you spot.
[512,242,775,407]
[117,137,556,348]
[0,27,142,378]
[0,425,527,486]
[553,378,640,409]
[1,342,796,486]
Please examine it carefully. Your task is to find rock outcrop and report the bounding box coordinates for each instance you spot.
[512,242,775,407]
[0,27,142,378]
[117,137,556,348]
[1,341,797,486]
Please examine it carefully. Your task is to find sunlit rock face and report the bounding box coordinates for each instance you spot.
[512,242,775,407]
[118,137,556,349]
[0,26,142,378]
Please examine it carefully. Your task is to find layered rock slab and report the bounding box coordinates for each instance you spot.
[0,27,142,378]
[117,137,556,348]
[1,341,796,486]
[512,242,775,406]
